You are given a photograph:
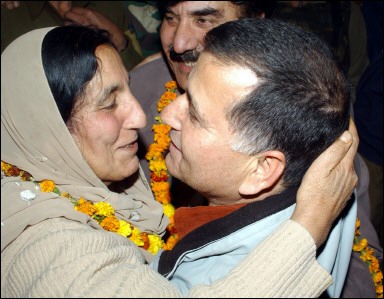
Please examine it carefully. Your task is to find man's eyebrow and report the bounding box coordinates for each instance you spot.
[166,6,222,18]
[190,7,222,18]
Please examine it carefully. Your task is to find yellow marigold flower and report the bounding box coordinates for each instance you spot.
[129,227,144,247]
[353,238,368,252]
[145,146,164,160]
[163,203,175,218]
[100,216,120,232]
[148,234,164,255]
[1,161,12,172]
[117,220,132,238]
[149,160,167,175]
[355,218,361,229]
[39,179,56,193]
[77,197,87,205]
[75,197,96,216]
[94,201,114,217]
[360,251,370,262]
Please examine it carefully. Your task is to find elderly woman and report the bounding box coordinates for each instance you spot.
[1,26,358,297]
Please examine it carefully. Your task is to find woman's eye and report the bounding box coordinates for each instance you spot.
[104,100,117,110]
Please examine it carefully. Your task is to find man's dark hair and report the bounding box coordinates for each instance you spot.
[204,18,350,187]
[157,1,273,19]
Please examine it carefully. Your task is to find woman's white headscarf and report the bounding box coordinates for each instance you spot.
[1,27,168,251]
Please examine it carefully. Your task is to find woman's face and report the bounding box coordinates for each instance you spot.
[70,45,146,185]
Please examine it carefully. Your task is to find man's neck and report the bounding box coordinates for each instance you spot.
[207,184,286,206]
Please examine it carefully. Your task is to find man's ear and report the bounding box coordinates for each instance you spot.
[239,150,286,196]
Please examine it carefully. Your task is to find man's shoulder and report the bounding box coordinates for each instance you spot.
[129,52,174,102]
[130,52,171,79]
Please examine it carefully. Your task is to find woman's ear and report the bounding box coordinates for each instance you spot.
[239,150,286,196]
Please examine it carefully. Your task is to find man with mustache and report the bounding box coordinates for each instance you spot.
[129,0,371,210]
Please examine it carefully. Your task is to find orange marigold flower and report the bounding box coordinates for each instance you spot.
[374,271,383,285]
[353,218,383,297]
[353,238,368,252]
[153,123,171,136]
[163,234,179,251]
[165,80,177,90]
[141,232,150,250]
[163,91,177,100]
[151,181,170,192]
[156,135,171,149]
[154,192,171,205]
[39,180,56,192]
[151,172,168,182]
[100,216,120,232]
[370,257,380,273]
[158,98,171,112]
[376,285,382,297]
[167,222,177,235]
[145,81,180,252]
[7,167,21,177]
[75,197,96,216]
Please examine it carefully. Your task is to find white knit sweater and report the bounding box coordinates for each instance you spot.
[1,218,331,298]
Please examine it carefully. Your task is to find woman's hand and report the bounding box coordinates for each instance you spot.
[292,118,359,247]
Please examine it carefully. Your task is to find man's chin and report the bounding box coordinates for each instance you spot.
[165,155,181,178]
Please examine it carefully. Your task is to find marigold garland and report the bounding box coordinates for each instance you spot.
[145,80,179,251]
[1,160,164,255]
[353,218,383,298]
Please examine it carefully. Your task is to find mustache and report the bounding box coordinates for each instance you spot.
[169,46,200,63]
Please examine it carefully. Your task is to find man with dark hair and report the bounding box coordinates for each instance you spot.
[131,1,272,189]
[152,18,381,297]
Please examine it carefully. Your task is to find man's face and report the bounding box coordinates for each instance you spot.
[160,1,240,91]
[160,52,259,205]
